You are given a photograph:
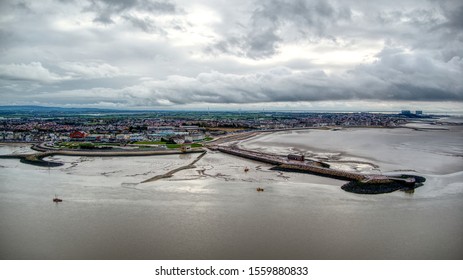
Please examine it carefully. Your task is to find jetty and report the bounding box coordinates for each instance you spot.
[216,145,370,181]
[0,144,205,167]
[0,152,64,167]
[213,145,422,193]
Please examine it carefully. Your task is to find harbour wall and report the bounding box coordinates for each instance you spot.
[216,146,401,183]
[1,145,205,167]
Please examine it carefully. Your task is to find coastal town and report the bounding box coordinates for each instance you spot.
[0,108,424,145]
[0,107,431,194]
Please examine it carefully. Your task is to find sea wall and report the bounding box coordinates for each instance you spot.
[217,146,283,165]
[2,144,206,167]
[20,156,63,167]
[218,146,367,181]
[216,145,425,194]
[275,164,365,181]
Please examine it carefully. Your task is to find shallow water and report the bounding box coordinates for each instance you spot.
[0,126,462,259]
[241,126,463,174]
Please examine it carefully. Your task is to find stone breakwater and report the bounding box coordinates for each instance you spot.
[275,164,366,181]
[0,152,63,167]
[341,175,426,194]
[0,144,205,167]
[217,146,368,181]
[215,145,284,165]
[215,145,423,194]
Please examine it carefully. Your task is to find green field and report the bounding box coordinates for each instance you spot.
[190,143,203,148]
[166,144,181,149]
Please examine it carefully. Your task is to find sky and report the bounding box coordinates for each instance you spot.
[0,0,462,112]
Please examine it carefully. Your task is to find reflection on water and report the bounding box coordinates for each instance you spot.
[1,127,463,259]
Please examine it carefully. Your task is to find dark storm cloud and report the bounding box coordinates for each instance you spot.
[83,0,178,27]
[437,1,463,31]
[93,56,461,107]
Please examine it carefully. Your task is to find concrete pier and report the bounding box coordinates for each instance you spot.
[0,145,205,167]
[216,145,415,184]
[217,146,368,181]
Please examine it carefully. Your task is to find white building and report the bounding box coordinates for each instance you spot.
[129,134,145,141]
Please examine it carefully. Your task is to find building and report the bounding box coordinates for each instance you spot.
[84,136,98,142]
[116,134,129,141]
[149,126,175,135]
[401,110,411,115]
[181,145,191,152]
[288,154,305,161]
[171,135,185,144]
[69,131,87,139]
[129,134,144,141]
[190,133,205,141]
[4,131,14,140]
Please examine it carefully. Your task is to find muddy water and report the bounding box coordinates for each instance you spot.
[1,126,462,259]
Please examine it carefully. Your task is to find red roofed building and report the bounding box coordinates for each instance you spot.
[69,131,87,139]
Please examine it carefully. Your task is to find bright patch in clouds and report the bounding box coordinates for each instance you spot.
[59,62,122,79]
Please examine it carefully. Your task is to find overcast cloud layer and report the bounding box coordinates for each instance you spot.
[1,0,462,112]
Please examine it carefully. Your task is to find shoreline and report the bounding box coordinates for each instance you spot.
[0,126,438,194]
[0,144,205,167]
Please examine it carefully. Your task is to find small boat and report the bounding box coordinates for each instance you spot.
[256,187,264,192]
[53,195,63,203]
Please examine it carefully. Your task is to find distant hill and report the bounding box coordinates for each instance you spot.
[0,105,184,117]
[0,105,115,112]
[0,105,127,117]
